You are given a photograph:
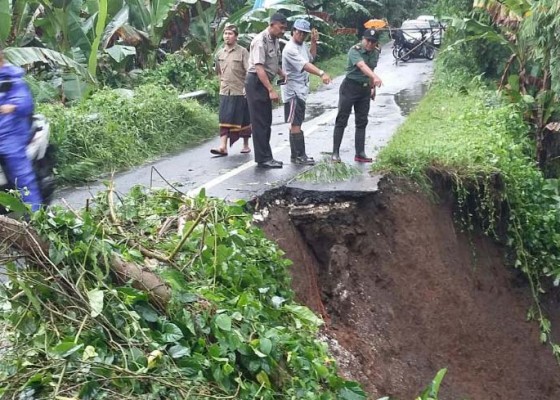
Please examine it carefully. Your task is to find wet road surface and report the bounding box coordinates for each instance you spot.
[54,44,434,207]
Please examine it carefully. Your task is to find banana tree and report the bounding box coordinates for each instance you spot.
[456,0,560,169]
[121,0,216,67]
[3,46,95,81]
[0,0,41,47]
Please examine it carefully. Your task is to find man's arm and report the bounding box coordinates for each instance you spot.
[242,48,249,73]
[255,64,274,91]
[215,58,221,76]
[1,82,33,116]
[303,63,331,84]
[255,64,279,101]
[355,60,382,87]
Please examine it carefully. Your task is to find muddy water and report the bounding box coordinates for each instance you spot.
[394,82,430,116]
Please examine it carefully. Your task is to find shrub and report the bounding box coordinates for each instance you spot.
[139,52,219,104]
[39,84,218,184]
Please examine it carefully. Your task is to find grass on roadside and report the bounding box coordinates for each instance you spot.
[40,84,218,184]
[297,157,361,183]
[372,84,532,181]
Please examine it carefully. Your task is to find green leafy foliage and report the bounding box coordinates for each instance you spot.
[138,51,219,103]
[38,84,218,183]
[0,188,365,399]
[297,157,362,183]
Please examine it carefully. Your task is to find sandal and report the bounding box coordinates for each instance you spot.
[210,148,228,157]
[240,148,251,154]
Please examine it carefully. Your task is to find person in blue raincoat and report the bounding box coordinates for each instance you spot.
[0,49,43,211]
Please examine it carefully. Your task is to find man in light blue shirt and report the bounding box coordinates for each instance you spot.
[281,19,331,165]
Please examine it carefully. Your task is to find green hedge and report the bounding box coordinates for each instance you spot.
[39,85,218,184]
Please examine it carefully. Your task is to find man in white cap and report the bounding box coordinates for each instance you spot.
[281,19,331,165]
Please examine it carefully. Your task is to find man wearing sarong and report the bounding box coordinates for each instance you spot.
[211,24,251,156]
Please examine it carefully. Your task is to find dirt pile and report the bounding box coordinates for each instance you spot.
[259,179,560,400]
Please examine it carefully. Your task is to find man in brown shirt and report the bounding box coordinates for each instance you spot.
[210,24,251,156]
[245,13,288,168]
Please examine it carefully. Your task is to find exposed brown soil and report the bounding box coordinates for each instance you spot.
[259,178,560,400]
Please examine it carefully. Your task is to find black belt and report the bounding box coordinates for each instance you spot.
[345,78,370,88]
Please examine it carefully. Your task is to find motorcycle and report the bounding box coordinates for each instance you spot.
[392,28,435,62]
[0,114,56,210]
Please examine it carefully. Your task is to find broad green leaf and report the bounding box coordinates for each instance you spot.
[0,192,29,213]
[4,47,95,82]
[284,304,323,327]
[88,0,108,75]
[51,341,84,358]
[87,289,104,318]
[161,322,184,343]
[222,363,234,376]
[168,344,190,359]
[105,44,136,63]
[215,314,232,331]
[339,381,367,400]
[135,303,159,322]
[0,0,11,46]
[259,338,272,355]
[62,72,90,101]
[256,371,271,388]
[78,380,100,400]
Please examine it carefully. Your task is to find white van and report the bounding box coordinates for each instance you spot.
[417,15,443,46]
[400,19,433,44]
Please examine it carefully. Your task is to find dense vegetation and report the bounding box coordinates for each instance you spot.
[0,189,370,398]
[42,85,218,184]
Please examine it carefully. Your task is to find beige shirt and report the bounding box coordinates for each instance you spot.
[216,44,249,96]
[247,28,281,81]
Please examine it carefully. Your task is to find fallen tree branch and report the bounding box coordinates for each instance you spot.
[107,182,170,264]
[111,255,171,311]
[0,215,172,311]
[0,215,50,264]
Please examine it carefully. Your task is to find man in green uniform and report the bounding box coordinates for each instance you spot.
[332,29,383,163]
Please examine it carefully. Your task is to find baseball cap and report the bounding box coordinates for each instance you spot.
[293,19,311,33]
[363,29,379,41]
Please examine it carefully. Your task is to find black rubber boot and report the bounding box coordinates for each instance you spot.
[354,128,372,162]
[332,127,344,163]
[299,131,314,162]
[291,133,315,165]
[289,131,297,162]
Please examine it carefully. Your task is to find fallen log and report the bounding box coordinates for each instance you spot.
[0,215,171,310]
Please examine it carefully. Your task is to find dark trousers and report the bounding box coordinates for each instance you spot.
[245,73,273,163]
[334,78,371,131]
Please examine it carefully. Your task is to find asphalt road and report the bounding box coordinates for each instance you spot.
[54,43,434,208]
